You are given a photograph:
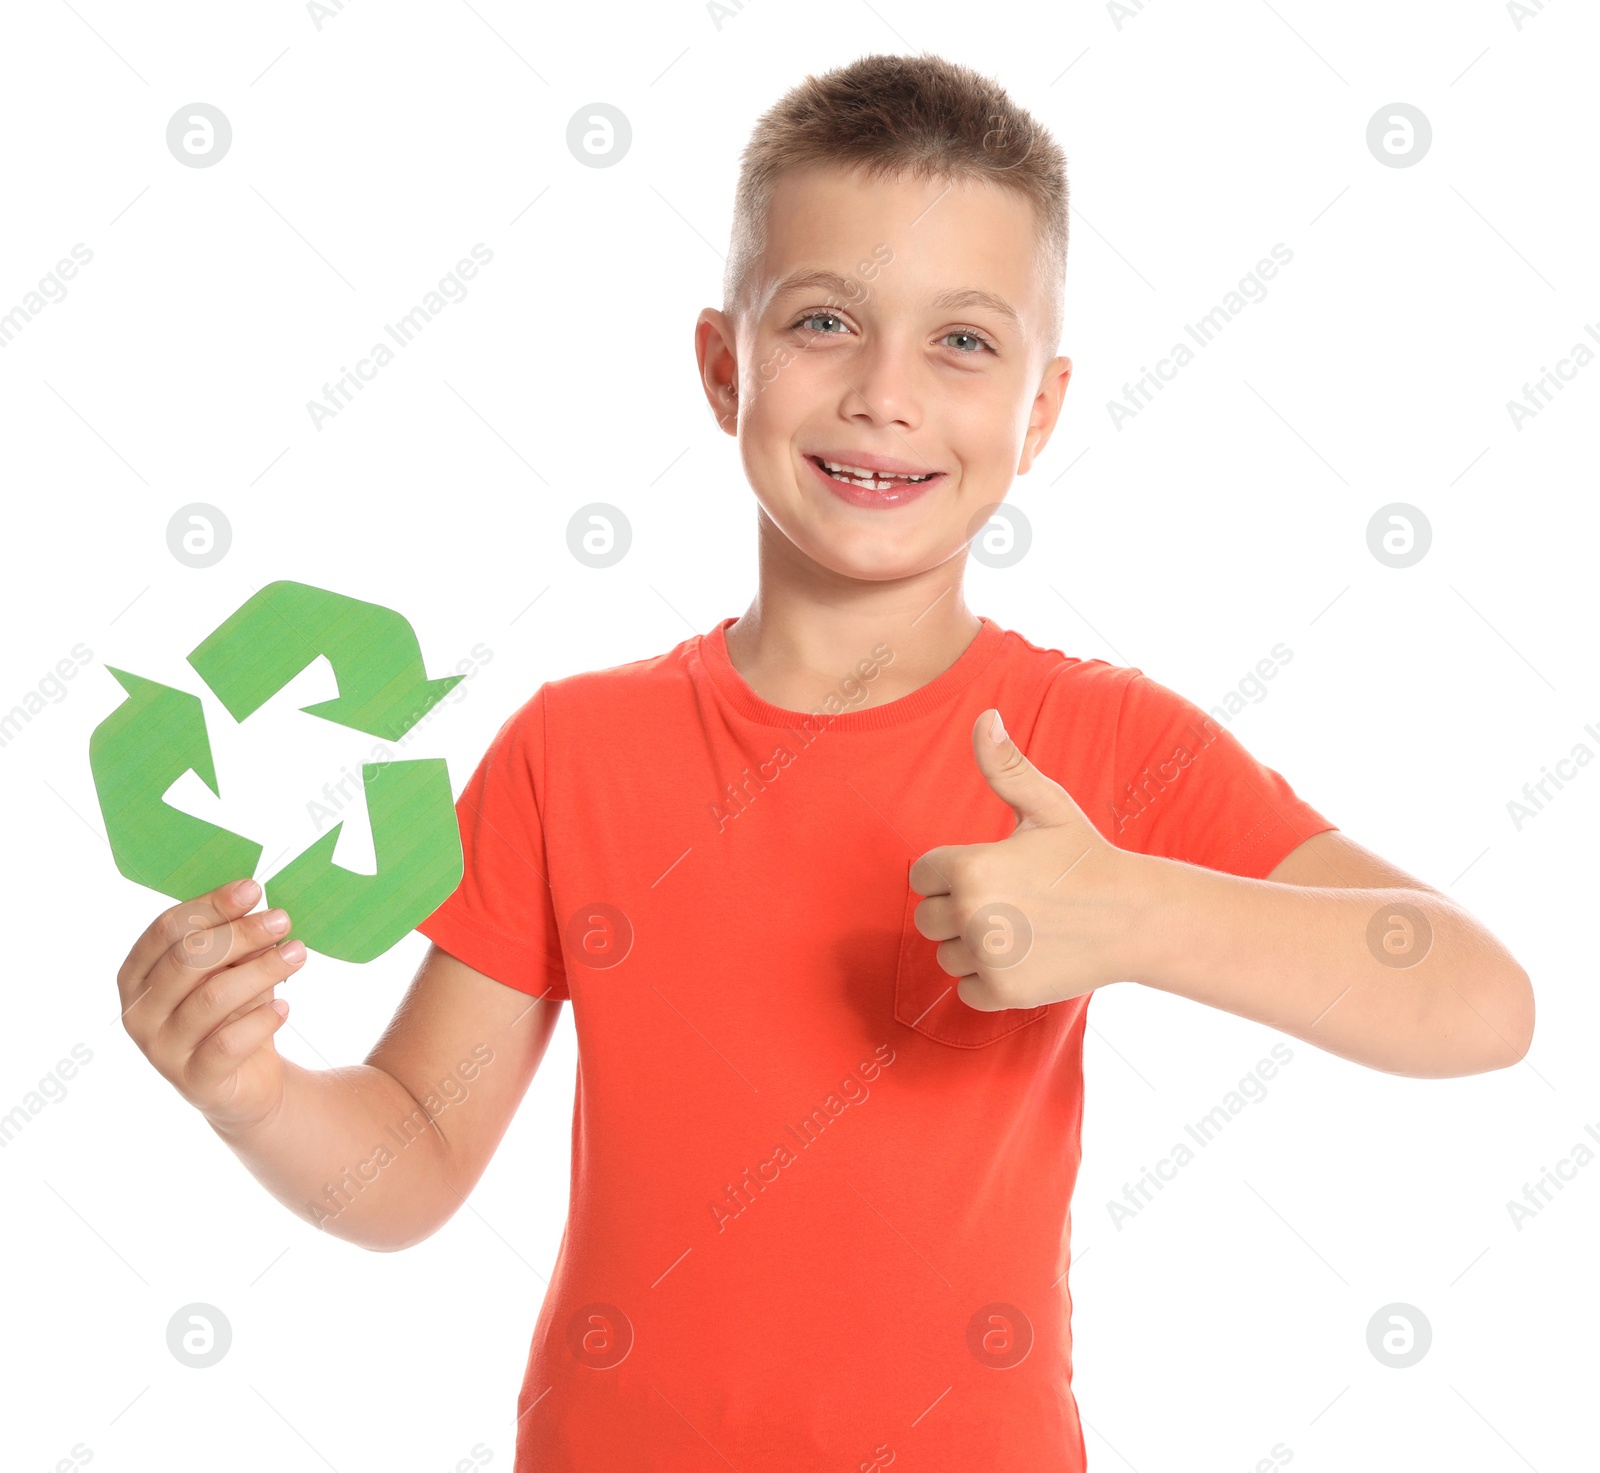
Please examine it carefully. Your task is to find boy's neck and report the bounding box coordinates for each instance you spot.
[722,525,982,713]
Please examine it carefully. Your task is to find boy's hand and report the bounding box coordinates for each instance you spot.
[908,709,1150,1011]
[117,877,307,1133]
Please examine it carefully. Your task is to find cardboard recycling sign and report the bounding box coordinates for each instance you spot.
[89,581,464,964]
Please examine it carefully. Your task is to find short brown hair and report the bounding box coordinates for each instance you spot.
[724,53,1069,352]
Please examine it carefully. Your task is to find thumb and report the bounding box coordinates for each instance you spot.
[972,707,1083,831]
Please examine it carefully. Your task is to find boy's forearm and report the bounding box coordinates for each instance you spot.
[1124,854,1535,1078]
[208,1060,459,1251]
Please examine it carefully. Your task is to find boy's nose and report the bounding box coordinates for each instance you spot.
[839,352,921,431]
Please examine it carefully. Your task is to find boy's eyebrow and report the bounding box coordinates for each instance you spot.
[768,268,865,303]
[928,288,1022,331]
[768,269,1022,330]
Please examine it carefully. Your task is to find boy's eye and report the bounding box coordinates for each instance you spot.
[785,313,996,355]
[792,311,849,335]
[940,329,994,355]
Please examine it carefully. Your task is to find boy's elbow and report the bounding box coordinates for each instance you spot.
[1412,962,1534,1078]
[1505,964,1535,1066]
[1472,962,1535,1075]
[351,1219,447,1254]
[313,1200,457,1254]
[369,1231,431,1254]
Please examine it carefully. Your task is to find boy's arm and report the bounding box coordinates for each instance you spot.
[1126,827,1533,1078]
[211,941,562,1250]
[909,712,1535,1081]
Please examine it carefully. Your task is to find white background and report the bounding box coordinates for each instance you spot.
[2,1,1595,1469]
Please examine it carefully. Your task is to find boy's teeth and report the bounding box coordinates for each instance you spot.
[819,457,933,485]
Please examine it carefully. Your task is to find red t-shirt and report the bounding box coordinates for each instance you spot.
[416,615,1335,1472]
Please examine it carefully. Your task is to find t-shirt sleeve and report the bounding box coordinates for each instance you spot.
[414,684,570,1000]
[1107,670,1337,879]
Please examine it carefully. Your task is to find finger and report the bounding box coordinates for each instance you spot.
[186,997,291,1097]
[954,973,1006,1013]
[164,940,306,1058]
[212,971,287,1032]
[909,845,976,898]
[970,708,1085,831]
[935,936,979,980]
[912,894,961,941]
[171,941,282,1033]
[142,905,296,1024]
[119,877,262,1018]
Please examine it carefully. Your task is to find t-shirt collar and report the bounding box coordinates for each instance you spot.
[693,614,1006,731]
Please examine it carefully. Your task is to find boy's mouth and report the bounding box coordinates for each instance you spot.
[805,455,943,493]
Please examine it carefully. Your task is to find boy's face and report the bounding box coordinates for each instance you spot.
[697,164,1072,583]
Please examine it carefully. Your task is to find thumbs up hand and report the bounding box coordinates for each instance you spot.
[907,708,1150,1011]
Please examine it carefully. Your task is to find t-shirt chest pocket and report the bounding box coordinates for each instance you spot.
[891,886,1050,1048]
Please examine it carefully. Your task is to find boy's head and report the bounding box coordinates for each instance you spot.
[697,53,1073,586]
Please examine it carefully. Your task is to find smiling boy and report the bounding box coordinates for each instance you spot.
[117,53,1533,1473]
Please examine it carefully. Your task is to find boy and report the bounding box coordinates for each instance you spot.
[116,53,1533,1472]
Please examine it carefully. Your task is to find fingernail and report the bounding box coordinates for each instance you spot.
[280,939,306,964]
[234,878,261,905]
[990,710,1007,744]
[270,998,289,1019]
[263,908,290,934]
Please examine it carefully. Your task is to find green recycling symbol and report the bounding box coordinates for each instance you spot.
[89,580,464,964]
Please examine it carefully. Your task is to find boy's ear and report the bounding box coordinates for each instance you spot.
[1017,355,1073,474]
[696,309,740,437]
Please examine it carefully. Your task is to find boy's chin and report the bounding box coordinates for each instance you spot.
[751,490,967,581]
[790,524,966,584]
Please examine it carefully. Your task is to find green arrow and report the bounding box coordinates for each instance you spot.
[186,580,464,743]
[88,667,263,900]
[263,758,462,965]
